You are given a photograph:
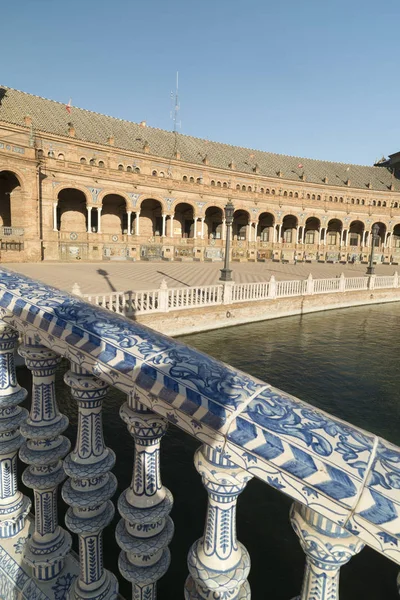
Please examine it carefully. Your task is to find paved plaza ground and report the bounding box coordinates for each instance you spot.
[3,260,398,295]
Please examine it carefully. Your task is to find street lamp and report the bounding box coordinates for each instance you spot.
[366,223,380,275]
[220,199,235,281]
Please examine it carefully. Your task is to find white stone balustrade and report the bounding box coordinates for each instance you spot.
[290,503,364,600]
[185,445,253,599]
[116,390,174,599]
[62,363,118,600]
[0,323,30,538]
[19,339,72,580]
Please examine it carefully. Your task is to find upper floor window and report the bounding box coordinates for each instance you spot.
[80,157,87,165]
[183,175,188,182]
[126,165,132,172]
[98,160,105,168]
[90,158,96,166]
[152,170,157,176]
[118,164,124,171]
[57,153,65,161]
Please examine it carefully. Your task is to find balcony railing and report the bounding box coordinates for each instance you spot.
[0,226,24,236]
[1,266,400,598]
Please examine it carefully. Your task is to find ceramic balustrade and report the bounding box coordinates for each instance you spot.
[62,362,118,600]
[18,338,72,580]
[1,268,400,599]
[116,389,174,599]
[290,503,364,600]
[0,323,30,537]
[185,445,252,599]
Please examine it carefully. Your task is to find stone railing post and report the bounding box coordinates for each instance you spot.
[0,323,30,537]
[185,445,253,599]
[19,339,72,580]
[306,273,314,295]
[116,391,174,599]
[339,272,346,293]
[368,274,376,290]
[222,281,234,305]
[62,363,118,600]
[158,278,169,313]
[394,271,399,288]
[290,503,364,600]
[268,274,277,299]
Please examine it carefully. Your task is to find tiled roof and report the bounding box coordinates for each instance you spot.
[0,85,398,193]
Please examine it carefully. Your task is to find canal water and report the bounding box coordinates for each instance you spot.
[17,302,400,599]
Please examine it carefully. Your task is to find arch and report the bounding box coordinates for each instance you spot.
[57,188,87,233]
[80,157,87,165]
[304,216,320,244]
[283,191,288,197]
[174,202,195,238]
[205,206,223,239]
[118,164,124,171]
[372,221,386,247]
[152,170,157,176]
[140,198,164,237]
[281,214,298,243]
[37,149,44,159]
[247,186,252,192]
[0,170,23,228]
[223,182,228,189]
[348,220,365,247]
[183,175,188,182]
[89,158,96,166]
[241,185,246,192]
[257,212,275,242]
[101,193,128,234]
[236,184,240,191]
[210,180,215,186]
[126,165,133,173]
[294,192,299,198]
[57,153,65,161]
[233,209,250,240]
[53,183,90,205]
[217,181,222,188]
[98,160,105,168]
[392,223,400,249]
[190,177,195,184]
[326,218,343,246]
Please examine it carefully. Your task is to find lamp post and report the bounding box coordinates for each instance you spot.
[367,223,380,275]
[220,199,234,281]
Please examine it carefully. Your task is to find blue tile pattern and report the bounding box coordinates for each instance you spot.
[1,268,400,566]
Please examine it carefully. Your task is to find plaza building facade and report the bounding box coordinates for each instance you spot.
[1,85,400,265]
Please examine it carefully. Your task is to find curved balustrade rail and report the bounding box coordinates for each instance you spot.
[82,272,400,316]
[0,266,400,599]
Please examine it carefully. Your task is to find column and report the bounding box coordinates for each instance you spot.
[135,211,140,236]
[317,229,321,244]
[185,445,252,599]
[193,217,197,239]
[0,324,30,537]
[162,213,167,237]
[97,207,102,234]
[221,218,226,241]
[87,206,92,233]
[297,227,301,244]
[246,223,250,242]
[385,231,390,248]
[19,339,72,580]
[127,211,132,235]
[170,215,174,238]
[116,393,174,599]
[62,363,118,600]
[291,503,364,600]
[362,230,367,247]
[278,223,282,242]
[53,202,58,231]
[200,217,205,239]
[302,226,306,244]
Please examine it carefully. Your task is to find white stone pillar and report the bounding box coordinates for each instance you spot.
[162,213,167,237]
[97,207,102,233]
[127,211,132,235]
[278,223,282,242]
[53,203,58,231]
[193,217,197,239]
[135,211,140,235]
[200,217,205,239]
[87,206,92,233]
[384,231,390,248]
[170,215,174,238]
[302,226,306,244]
[222,218,226,241]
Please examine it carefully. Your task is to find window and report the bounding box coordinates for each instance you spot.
[294,192,298,198]
[90,158,96,166]
[217,181,221,187]
[361,199,365,205]
[283,229,292,243]
[328,232,337,245]
[260,187,264,193]
[211,180,215,186]
[242,185,246,192]
[383,201,387,207]
[135,166,140,173]
[57,153,65,161]
[248,186,252,192]
[223,182,228,189]
[305,231,315,244]
[306,194,310,200]
[152,170,157,176]
[183,175,188,182]
[349,233,359,246]
[237,225,247,240]
[329,196,333,202]
[394,236,400,248]
[317,195,321,200]
[266,189,270,194]
[260,229,270,242]
[236,184,240,190]
[37,149,44,159]
[190,177,195,183]
[159,171,165,178]
[126,165,132,172]
[271,189,275,195]
[48,150,55,158]
[339,197,344,203]
[98,160,105,168]
[118,164,124,171]
[284,191,288,197]
[80,157,87,164]
[197,177,202,184]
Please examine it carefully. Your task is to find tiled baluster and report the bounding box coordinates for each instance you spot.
[185,445,253,600]
[19,339,72,580]
[62,363,118,600]
[116,393,174,599]
[290,503,364,600]
[0,323,30,537]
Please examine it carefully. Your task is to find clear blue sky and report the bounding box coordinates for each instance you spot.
[1,0,399,165]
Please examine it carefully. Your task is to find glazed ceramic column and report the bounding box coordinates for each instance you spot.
[62,363,118,600]
[116,393,174,599]
[19,339,72,580]
[290,503,364,600]
[0,323,30,537]
[185,445,252,599]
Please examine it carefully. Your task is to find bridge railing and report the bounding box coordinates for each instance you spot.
[1,267,400,599]
[81,271,400,316]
